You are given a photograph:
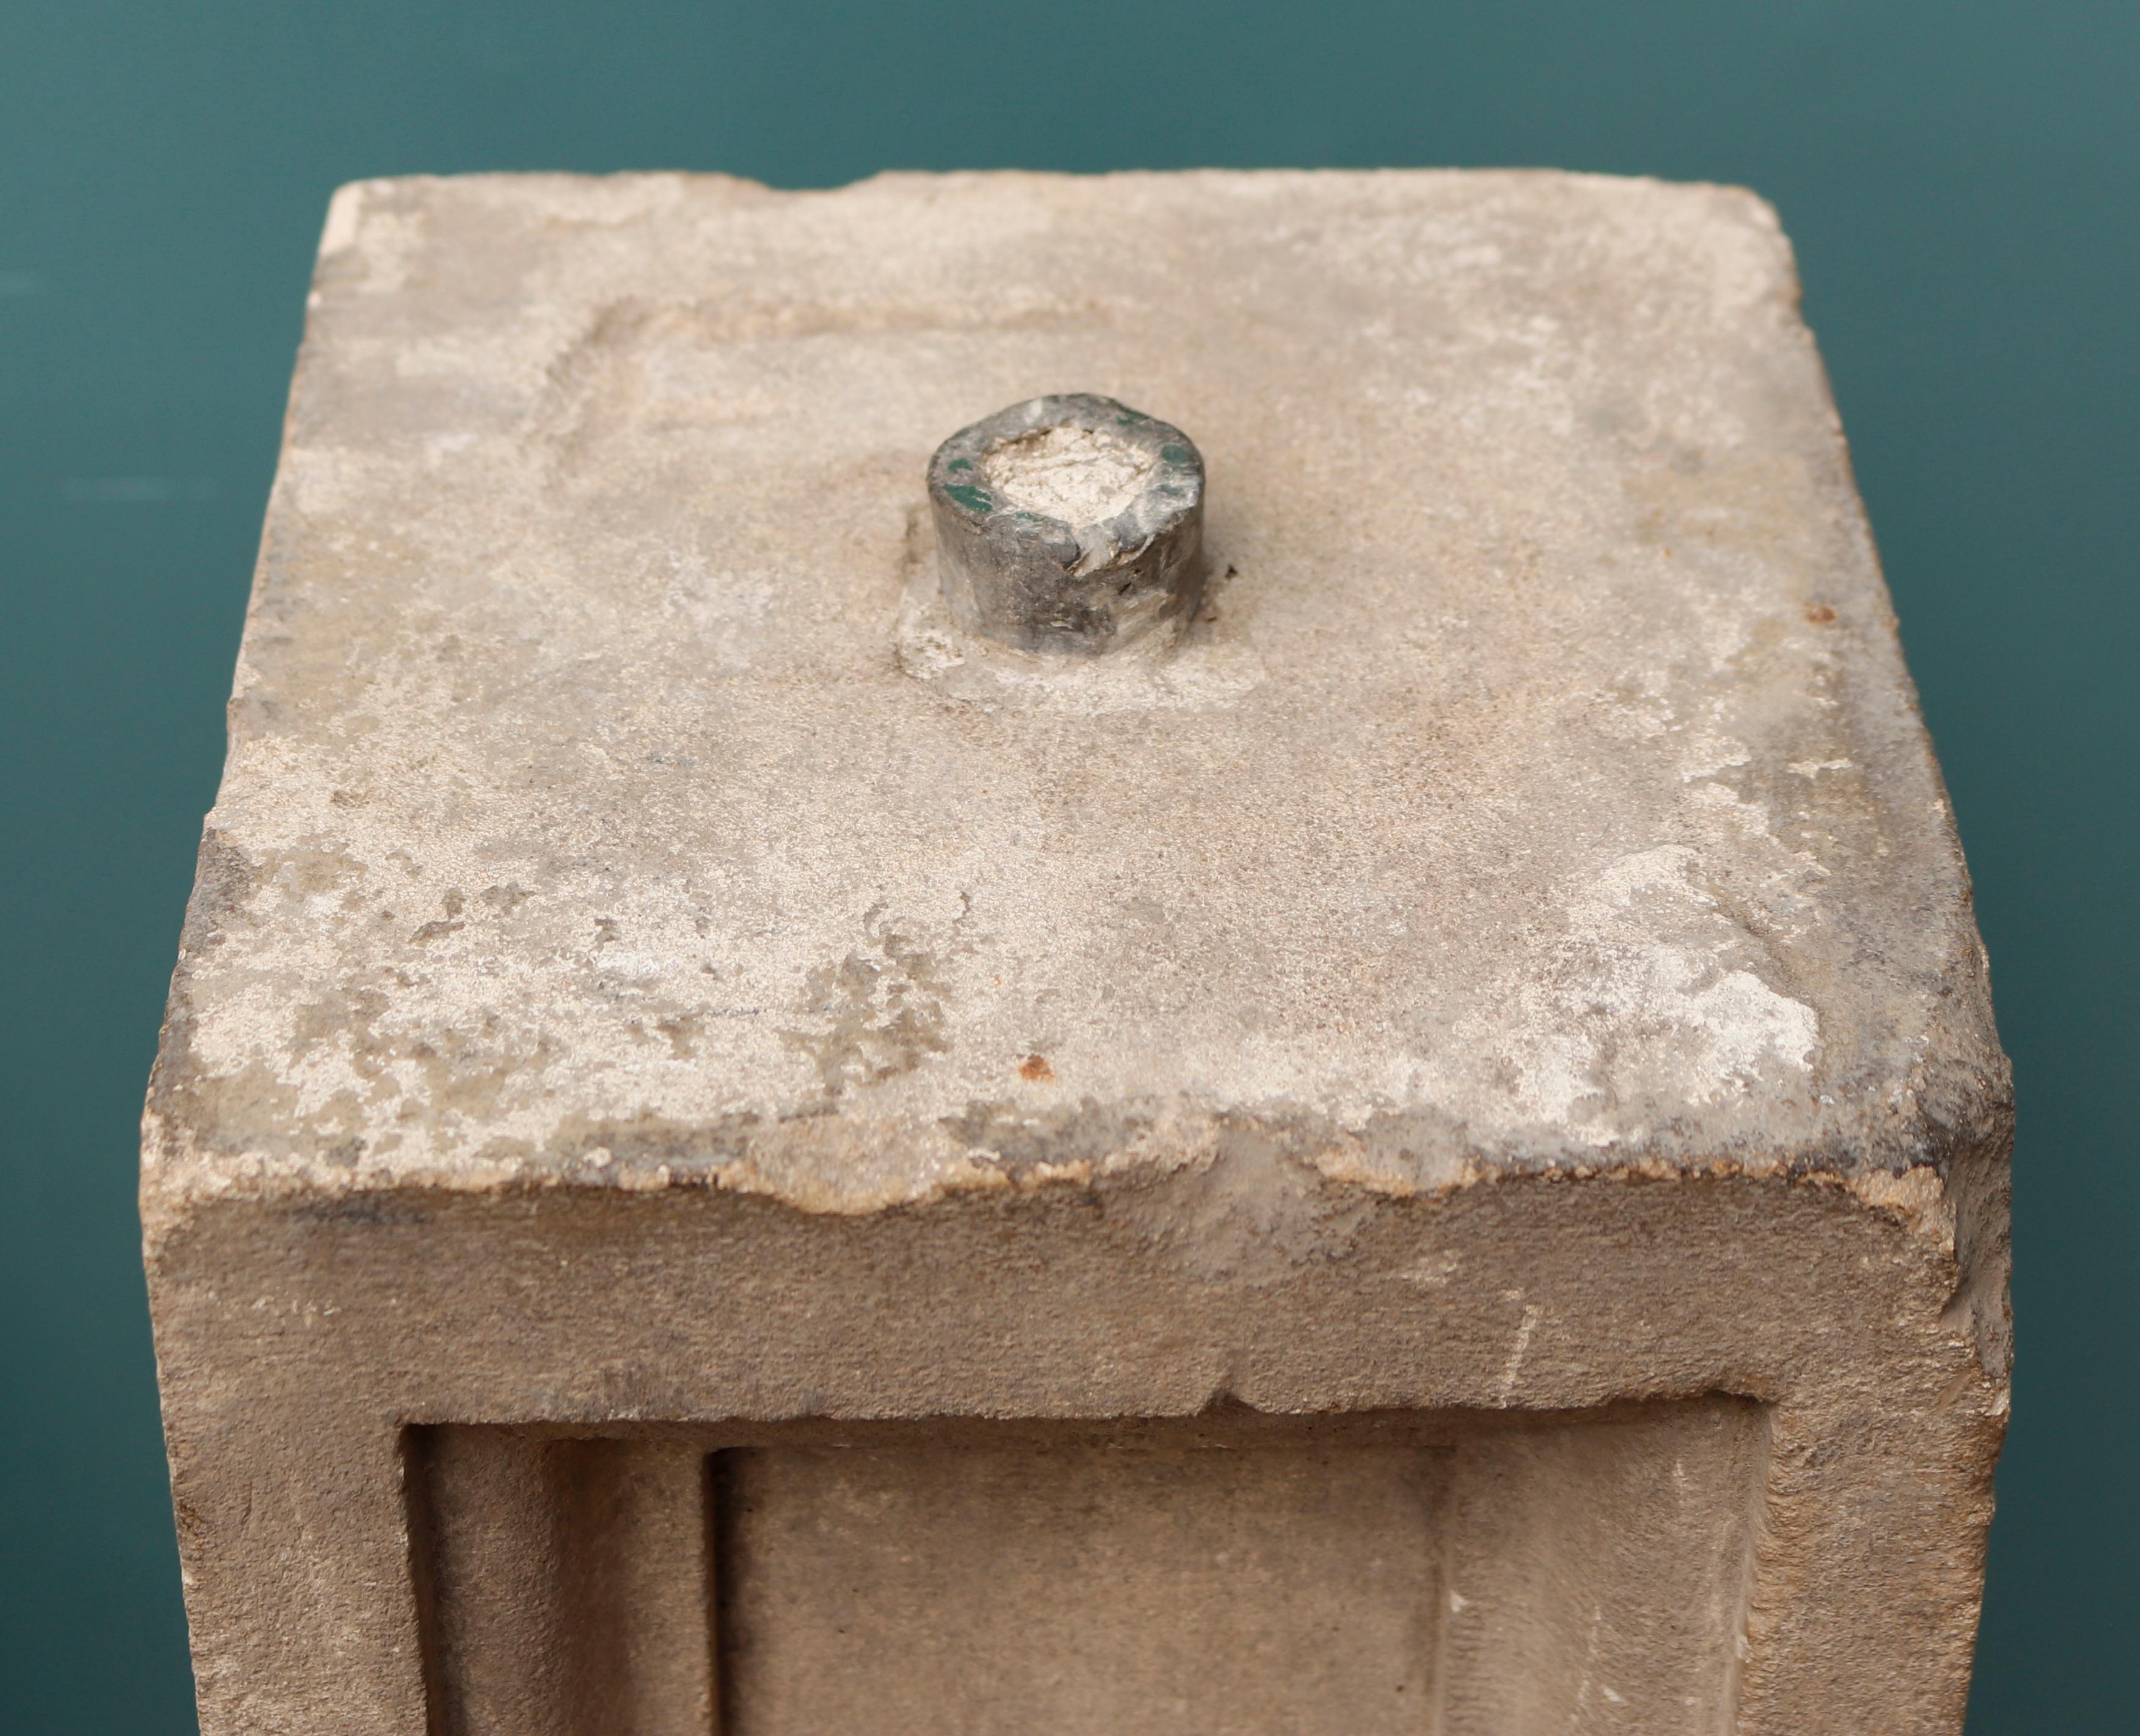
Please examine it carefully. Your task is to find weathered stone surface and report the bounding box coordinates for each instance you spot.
[143,169,2010,1736]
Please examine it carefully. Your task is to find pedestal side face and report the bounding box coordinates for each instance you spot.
[147,1177,2001,1736]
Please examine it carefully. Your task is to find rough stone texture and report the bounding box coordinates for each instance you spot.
[142,169,2011,1736]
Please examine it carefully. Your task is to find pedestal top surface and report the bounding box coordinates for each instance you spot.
[145,169,2006,1210]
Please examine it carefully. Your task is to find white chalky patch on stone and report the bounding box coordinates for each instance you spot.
[982,424,1157,526]
[1421,848,1821,1140]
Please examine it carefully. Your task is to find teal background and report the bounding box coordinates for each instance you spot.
[1,3,2132,1729]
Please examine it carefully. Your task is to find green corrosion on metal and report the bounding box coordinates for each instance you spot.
[943,483,995,515]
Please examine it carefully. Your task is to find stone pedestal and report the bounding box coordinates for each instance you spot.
[144,169,2010,1735]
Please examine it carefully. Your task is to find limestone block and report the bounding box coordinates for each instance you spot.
[142,169,2012,1735]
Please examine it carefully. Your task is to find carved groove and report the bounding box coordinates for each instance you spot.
[409,1401,1760,1735]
